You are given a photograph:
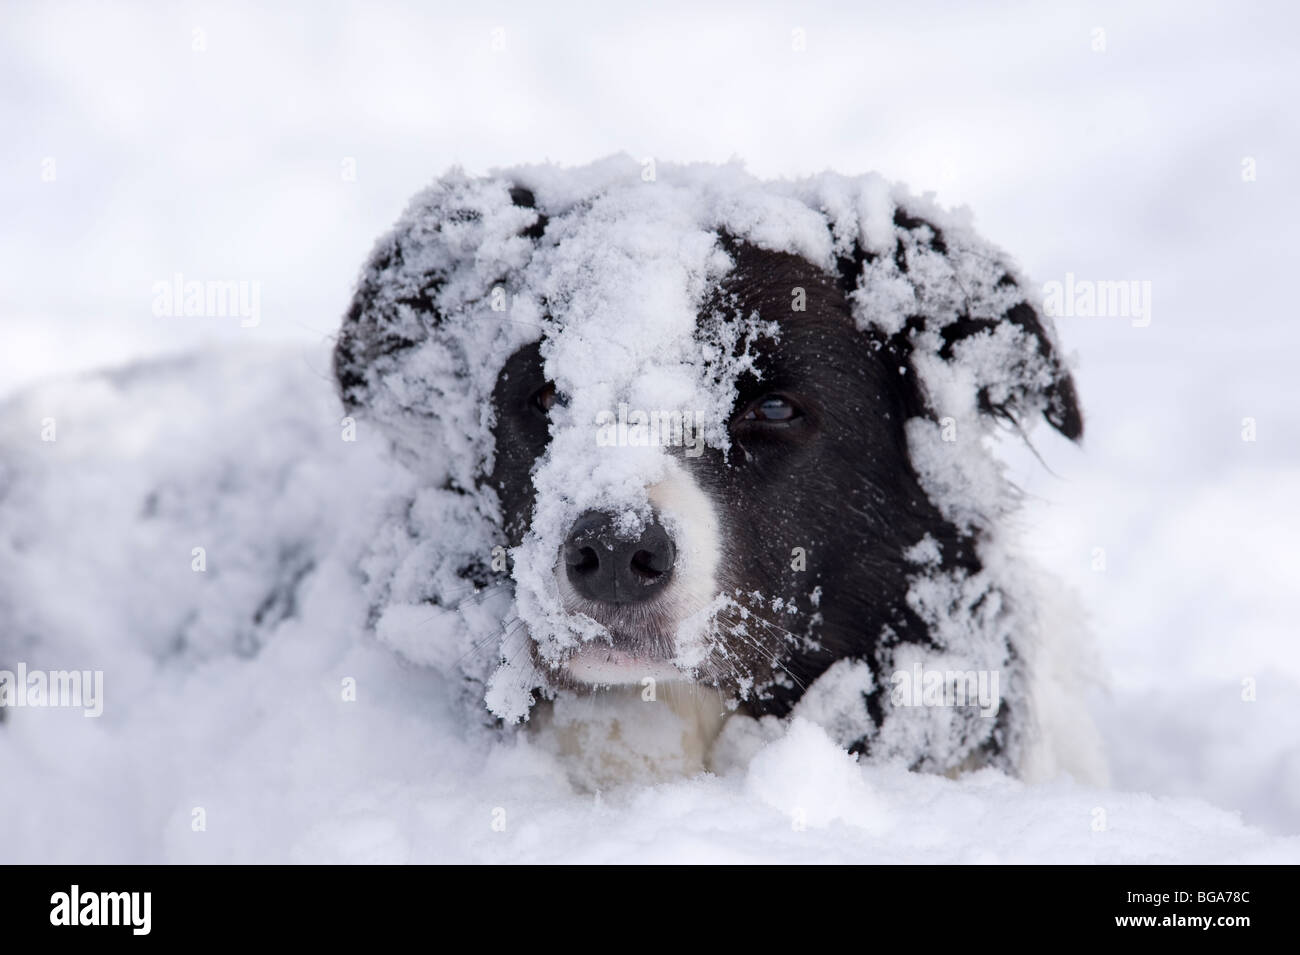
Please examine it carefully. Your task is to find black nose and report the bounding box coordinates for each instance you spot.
[563,510,676,604]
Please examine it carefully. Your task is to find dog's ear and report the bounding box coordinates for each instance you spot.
[333,179,547,413]
[837,208,1082,441]
[937,291,1083,441]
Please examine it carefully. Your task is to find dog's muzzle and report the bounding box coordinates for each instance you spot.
[562,509,676,605]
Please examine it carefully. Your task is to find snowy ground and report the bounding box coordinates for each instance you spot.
[0,347,1294,864]
[3,1,1299,862]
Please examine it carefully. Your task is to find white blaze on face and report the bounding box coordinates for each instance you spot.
[501,186,745,693]
[646,456,721,623]
[560,455,723,685]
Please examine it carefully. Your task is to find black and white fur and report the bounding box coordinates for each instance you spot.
[335,167,1097,783]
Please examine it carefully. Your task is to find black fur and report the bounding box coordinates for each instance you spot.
[337,181,1083,765]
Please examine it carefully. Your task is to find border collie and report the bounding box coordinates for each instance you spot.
[334,158,1099,785]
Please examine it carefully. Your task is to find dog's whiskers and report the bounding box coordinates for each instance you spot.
[450,614,525,671]
[717,608,807,692]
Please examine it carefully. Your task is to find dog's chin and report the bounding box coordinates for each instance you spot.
[550,584,694,687]
[560,645,689,687]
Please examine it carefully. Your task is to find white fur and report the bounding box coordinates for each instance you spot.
[646,456,722,620]
[557,455,723,685]
[532,684,732,790]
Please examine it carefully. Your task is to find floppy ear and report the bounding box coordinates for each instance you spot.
[333,228,429,413]
[333,179,548,414]
[936,286,1083,442]
[837,208,1082,442]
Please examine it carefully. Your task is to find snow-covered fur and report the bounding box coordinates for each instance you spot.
[333,156,1104,783]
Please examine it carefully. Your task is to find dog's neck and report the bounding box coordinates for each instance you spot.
[529,683,734,790]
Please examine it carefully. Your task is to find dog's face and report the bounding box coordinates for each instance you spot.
[488,241,980,716]
[335,164,1081,760]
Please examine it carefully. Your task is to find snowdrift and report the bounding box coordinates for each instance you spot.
[1,346,1295,863]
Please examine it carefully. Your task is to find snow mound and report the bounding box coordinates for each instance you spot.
[0,343,1294,863]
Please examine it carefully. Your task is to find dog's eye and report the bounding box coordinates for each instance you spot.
[530,382,566,414]
[739,394,801,423]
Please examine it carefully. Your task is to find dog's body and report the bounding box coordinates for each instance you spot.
[336,158,1103,784]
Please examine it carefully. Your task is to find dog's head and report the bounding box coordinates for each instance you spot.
[335,159,1080,758]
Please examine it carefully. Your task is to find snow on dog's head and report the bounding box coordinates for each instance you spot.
[335,156,1082,775]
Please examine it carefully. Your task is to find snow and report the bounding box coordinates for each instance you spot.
[0,334,1295,864]
[4,0,1299,862]
[1,517,1293,864]
[329,159,1086,771]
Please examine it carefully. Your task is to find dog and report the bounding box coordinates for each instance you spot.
[334,157,1100,784]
